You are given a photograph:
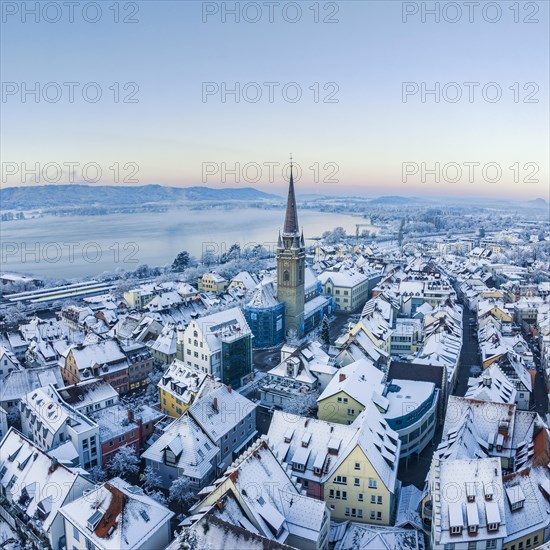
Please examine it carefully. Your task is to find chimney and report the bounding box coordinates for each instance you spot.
[128,409,134,422]
[216,499,224,510]
[50,457,59,473]
[213,397,218,412]
[227,385,232,393]
[339,373,346,382]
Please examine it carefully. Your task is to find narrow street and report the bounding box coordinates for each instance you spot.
[454,304,482,396]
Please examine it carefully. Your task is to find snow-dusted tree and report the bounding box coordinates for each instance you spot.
[141,465,163,494]
[169,476,194,511]
[147,490,167,506]
[174,528,200,550]
[87,465,106,484]
[6,405,21,426]
[107,445,140,479]
[284,390,319,417]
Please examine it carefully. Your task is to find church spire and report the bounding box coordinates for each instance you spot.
[283,154,299,236]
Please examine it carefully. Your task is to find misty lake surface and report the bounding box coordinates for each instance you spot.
[1,207,364,278]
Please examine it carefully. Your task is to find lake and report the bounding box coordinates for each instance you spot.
[1,207,365,278]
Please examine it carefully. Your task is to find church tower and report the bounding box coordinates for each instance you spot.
[277,158,305,338]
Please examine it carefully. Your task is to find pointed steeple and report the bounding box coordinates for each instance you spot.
[283,155,299,236]
[277,230,283,249]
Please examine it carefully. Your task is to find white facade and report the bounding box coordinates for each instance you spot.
[20,385,100,469]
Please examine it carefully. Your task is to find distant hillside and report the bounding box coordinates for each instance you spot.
[0,184,280,210]
[527,198,549,209]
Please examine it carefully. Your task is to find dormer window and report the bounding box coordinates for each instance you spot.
[506,485,525,512]
[488,522,499,532]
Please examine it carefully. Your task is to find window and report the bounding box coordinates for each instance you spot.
[354,478,360,486]
[370,511,375,520]
[468,539,477,548]
[357,509,363,518]
[377,511,382,520]
[334,476,347,484]
[377,496,383,505]
[73,526,80,541]
[450,526,462,534]
[118,435,125,443]
[354,462,360,470]
[487,523,499,532]
[345,507,350,517]
[368,479,377,489]
[342,491,347,500]
[347,409,355,416]
[109,440,114,447]
[444,545,455,550]
[329,489,334,498]
[370,495,376,504]
[358,493,363,502]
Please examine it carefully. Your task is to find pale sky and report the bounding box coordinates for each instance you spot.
[1,0,549,199]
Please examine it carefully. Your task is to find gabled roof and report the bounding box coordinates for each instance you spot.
[268,404,400,492]
[317,358,384,407]
[59,477,174,550]
[141,413,219,480]
[189,381,257,441]
[0,428,90,534]
[192,437,328,546]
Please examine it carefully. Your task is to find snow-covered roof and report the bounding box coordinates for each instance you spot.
[268,404,400,492]
[465,364,516,404]
[383,379,435,420]
[190,306,252,351]
[149,323,177,356]
[332,522,421,550]
[189,381,257,441]
[0,366,64,404]
[158,359,208,406]
[318,269,369,288]
[430,457,507,546]
[0,428,90,535]
[141,413,219,480]
[59,477,174,550]
[55,378,119,411]
[317,358,385,407]
[193,437,329,546]
[246,276,280,309]
[69,340,126,372]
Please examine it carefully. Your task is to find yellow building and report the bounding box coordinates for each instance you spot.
[158,359,207,417]
[267,404,400,526]
[198,272,228,293]
[317,359,384,425]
